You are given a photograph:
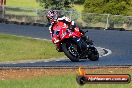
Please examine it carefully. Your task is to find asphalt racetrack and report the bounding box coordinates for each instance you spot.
[0,23,132,67]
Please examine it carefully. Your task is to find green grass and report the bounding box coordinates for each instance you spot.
[73,4,84,13]
[6,0,40,9]
[0,74,131,88]
[5,0,42,16]
[0,34,64,62]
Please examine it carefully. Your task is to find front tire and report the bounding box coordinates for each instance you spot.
[62,42,79,62]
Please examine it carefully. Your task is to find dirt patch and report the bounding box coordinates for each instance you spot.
[0,68,75,80]
[0,67,131,80]
[86,67,132,74]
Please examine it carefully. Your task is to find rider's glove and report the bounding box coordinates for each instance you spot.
[79,29,85,35]
[68,25,74,32]
[69,26,73,30]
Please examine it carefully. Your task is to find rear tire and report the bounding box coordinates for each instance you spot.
[88,47,99,61]
[62,42,79,62]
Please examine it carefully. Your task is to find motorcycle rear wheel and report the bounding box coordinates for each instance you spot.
[88,47,99,61]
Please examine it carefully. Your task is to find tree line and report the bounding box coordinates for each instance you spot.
[84,0,132,16]
[38,0,132,16]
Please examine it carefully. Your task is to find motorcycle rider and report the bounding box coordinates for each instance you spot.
[46,10,90,51]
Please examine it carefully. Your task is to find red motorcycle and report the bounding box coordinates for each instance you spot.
[51,21,99,62]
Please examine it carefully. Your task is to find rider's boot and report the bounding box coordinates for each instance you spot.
[56,44,62,52]
[56,47,62,52]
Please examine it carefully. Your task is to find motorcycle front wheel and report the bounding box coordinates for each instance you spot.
[62,42,79,62]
